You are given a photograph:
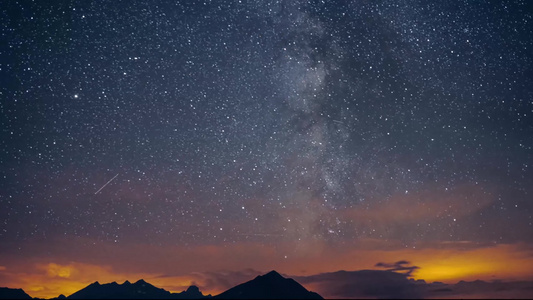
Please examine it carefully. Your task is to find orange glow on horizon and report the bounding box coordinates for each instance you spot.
[2,242,533,299]
[410,244,533,283]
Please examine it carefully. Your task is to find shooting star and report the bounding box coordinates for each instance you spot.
[236,233,285,237]
[94,173,119,194]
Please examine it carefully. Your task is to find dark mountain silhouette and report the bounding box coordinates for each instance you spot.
[179,286,205,299]
[214,270,323,299]
[66,279,209,299]
[3,270,533,299]
[0,287,32,299]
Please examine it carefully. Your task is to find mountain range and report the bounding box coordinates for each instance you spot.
[3,269,533,299]
[66,279,206,299]
[0,270,322,300]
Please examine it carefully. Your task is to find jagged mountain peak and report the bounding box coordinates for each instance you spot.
[261,270,284,280]
[215,270,323,299]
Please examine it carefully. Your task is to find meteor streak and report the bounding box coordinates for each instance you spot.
[236,233,285,237]
[94,174,119,194]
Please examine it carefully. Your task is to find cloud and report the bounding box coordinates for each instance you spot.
[375,260,420,277]
[2,237,533,298]
[294,269,533,299]
[45,263,73,278]
[430,280,533,299]
[176,269,264,295]
[4,260,533,300]
[295,270,423,299]
[146,268,265,296]
[0,262,158,299]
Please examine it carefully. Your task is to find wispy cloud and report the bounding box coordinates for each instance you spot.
[295,269,423,299]
[375,260,420,277]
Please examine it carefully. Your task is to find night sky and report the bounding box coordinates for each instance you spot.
[1,0,533,298]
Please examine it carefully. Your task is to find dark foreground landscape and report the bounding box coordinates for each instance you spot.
[3,269,533,299]
[1,271,323,299]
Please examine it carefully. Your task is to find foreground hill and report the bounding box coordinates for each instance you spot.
[214,270,323,299]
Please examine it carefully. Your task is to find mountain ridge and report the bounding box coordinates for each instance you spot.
[0,271,323,300]
[3,271,533,299]
[0,287,32,299]
[66,278,208,299]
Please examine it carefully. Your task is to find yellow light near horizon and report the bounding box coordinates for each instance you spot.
[407,244,533,283]
[6,243,533,299]
[24,281,88,299]
[415,262,493,282]
[27,286,44,292]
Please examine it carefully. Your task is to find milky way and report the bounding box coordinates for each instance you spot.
[1,0,532,259]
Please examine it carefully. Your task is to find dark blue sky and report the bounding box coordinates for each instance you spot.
[1,0,532,283]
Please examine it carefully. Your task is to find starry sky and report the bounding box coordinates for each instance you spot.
[1,0,533,298]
